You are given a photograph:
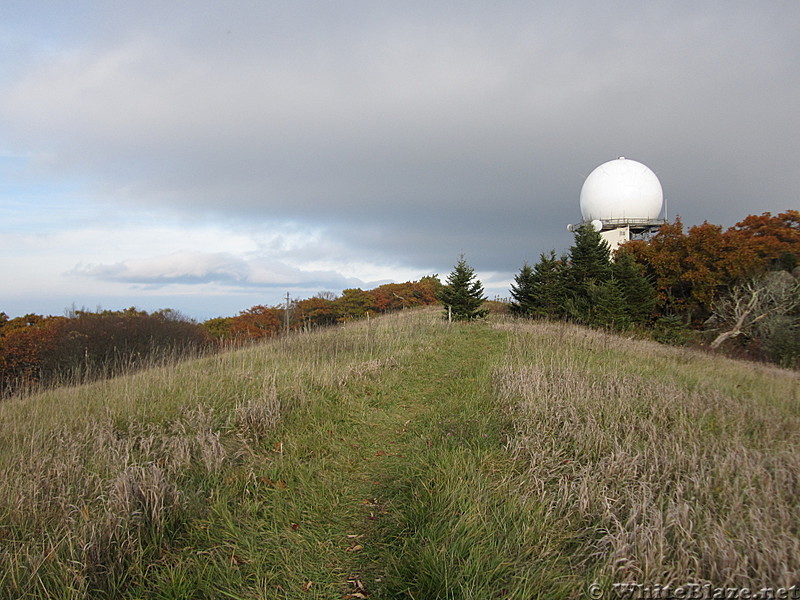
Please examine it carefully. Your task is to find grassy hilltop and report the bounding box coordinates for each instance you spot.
[1,308,798,599]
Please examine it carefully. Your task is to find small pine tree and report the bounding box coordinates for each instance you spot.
[561,224,613,323]
[509,262,536,316]
[566,224,612,282]
[589,278,631,329]
[531,251,565,319]
[510,252,565,319]
[612,250,657,326]
[438,255,489,320]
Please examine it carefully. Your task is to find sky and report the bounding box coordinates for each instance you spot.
[1,1,798,321]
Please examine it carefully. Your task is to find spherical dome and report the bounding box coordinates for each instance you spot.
[580,158,663,222]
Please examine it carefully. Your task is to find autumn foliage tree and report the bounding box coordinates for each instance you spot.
[732,210,800,271]
[372,277,441,312]
[625,211,800,325]
[293,296,338,329]
[229,305,283,339]
[2,276,444,395]
[0,314,66,393]
[202,278,442,340]
[1,308,210,395]
[334,289,377,321]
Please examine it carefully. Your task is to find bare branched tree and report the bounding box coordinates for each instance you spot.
[707,271,799,349]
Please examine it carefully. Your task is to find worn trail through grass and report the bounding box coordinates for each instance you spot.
[190,321,524,599]
[5,310,797,599]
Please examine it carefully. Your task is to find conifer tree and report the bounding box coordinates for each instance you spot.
[510,251,565,319]
[509,262,536,316]
[561,224,612,322]
[566,224,612,282]
[531,251,565,319]
[612,250,657,325]
[588,278,631,329]
[438,255,488,320]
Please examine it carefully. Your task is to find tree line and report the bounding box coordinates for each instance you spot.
[0,308,210,396]
[0,277,442,396]
[3,210,797,396]
[202,277,441,341]
[502,210,799,366]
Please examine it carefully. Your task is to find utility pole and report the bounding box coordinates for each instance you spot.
[284,291,290,334]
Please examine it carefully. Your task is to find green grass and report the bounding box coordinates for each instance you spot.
[1,308,798,599]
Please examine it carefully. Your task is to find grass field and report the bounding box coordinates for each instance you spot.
[1,308,798,599]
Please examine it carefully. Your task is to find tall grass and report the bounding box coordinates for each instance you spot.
[0,310,437,599]
[495,320,800,587]
[1,309,797,598]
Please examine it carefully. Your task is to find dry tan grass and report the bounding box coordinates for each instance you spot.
[0,308,440,598]
[495,319,800,586]
[0,407,234,596]
[7,308,793,596]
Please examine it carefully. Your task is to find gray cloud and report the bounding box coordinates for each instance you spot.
[71,251,366,290]
[2,1,799,316]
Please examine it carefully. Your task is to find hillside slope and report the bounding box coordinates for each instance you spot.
[1,308,798,599]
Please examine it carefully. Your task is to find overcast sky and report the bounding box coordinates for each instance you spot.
[2,1,798,321]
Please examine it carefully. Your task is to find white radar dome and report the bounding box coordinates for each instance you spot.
[580,158,663,222]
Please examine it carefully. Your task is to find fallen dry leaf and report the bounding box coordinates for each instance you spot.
[345,544,364,552]
[302,581,313,592]
[259,477,288,490]
[347,578,367,592]
[291,522,300,530]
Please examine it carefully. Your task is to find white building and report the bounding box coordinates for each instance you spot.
[570,157,665,253]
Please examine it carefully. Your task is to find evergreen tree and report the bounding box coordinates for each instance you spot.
[566,224,612,282]
[510,251,566,319]
[612,250,657,325]
[561,224,612,323]
[531,251,565,319]
[509,262,536,316]
[588,278,631,329]
[438,255,489,320]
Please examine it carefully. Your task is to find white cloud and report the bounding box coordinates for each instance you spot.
[70,249,379,291]
[74,251,248,284]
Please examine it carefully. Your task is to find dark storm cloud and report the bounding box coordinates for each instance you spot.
[2,0,799,292]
